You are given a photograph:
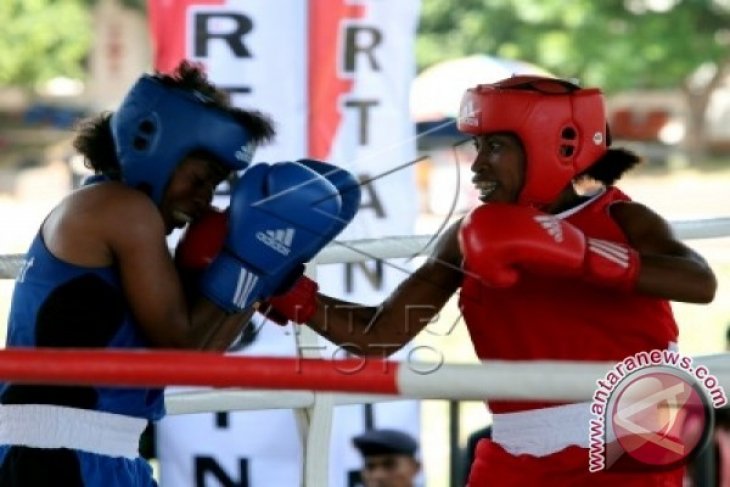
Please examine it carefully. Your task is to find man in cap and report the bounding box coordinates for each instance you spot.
[352,429,421,487]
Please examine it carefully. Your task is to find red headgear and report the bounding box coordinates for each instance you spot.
[457,75,608,207]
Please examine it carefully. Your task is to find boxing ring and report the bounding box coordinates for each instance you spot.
[0,216,729,486]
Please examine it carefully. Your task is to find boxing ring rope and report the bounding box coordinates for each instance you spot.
[1,216,730,277]
[0,216,729,486]
[0,348,725,405]
[310,216,730,265]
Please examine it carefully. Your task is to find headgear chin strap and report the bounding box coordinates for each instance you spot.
[111,75,256,205]
[457,75,608,207]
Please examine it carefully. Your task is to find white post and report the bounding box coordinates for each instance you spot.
[294,263,333,487]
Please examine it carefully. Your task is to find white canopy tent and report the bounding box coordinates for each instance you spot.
[410,55,553,122]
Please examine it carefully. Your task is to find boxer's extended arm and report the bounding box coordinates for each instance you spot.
[305,220,464,356]
[610,201,716,303]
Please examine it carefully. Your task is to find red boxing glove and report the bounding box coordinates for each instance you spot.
[260,275,319,325]
[459,203,639,290]
[175,207,227,271]
[582,236,640,290]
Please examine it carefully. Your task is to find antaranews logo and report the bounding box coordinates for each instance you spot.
[588,350,726,473]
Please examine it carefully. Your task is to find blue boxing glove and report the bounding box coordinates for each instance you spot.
[295,159,361,236]
[273,159,360,275]
[256,159,361,324]
[200,162,342,313]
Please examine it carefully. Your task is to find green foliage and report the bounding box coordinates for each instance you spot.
[0,0,92,86]
[80,0,146,10]
[121,0,145,9]
[2,0,727,98]
[417,0,730,94]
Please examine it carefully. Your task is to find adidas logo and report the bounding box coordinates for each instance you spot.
[459,99,480,126]
[534,215,563,242]
[235,141,256,163]
[233,268,259,308]
[587,238,630,268]
[256,228,295,255]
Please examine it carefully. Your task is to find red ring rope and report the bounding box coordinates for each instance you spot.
[0,348,400,394]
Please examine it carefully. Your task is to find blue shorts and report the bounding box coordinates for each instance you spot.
[0,446,157,486]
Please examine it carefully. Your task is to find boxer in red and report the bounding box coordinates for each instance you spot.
[261,75,717,485]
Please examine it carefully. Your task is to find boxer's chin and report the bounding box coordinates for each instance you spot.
[477,183,498,202]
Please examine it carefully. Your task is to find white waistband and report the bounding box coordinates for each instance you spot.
[0,405,146,459]
[491,345,679,457]
[492,402,606,457]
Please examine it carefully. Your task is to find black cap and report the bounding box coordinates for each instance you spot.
[352,429,418,457]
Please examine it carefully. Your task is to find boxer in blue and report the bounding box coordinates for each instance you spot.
[0,61,357,486]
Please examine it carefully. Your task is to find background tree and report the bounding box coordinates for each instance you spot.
[0,0,145,89]
[1,0,728,161]
[0,1,92,87]
[417,0,730,162]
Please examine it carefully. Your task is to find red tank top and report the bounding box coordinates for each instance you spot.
[458,187,678,413]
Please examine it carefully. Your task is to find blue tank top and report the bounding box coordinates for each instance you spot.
[0,233,165,420]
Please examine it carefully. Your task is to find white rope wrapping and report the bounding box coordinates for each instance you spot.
[162,353,730,414]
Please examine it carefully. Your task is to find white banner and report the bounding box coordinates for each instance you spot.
[306,2,422,482]
[149,0,308,161]
[150,1,422,485]
[157,320,302,487]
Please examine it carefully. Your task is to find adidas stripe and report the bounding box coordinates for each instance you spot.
[587,238,629,268]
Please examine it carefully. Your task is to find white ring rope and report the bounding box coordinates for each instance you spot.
[165,390,402,416]
[315,216,730,265]
[0,217,728,279]
[162,354,730,415]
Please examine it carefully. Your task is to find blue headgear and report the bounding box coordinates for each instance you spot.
[111,75,256,205]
